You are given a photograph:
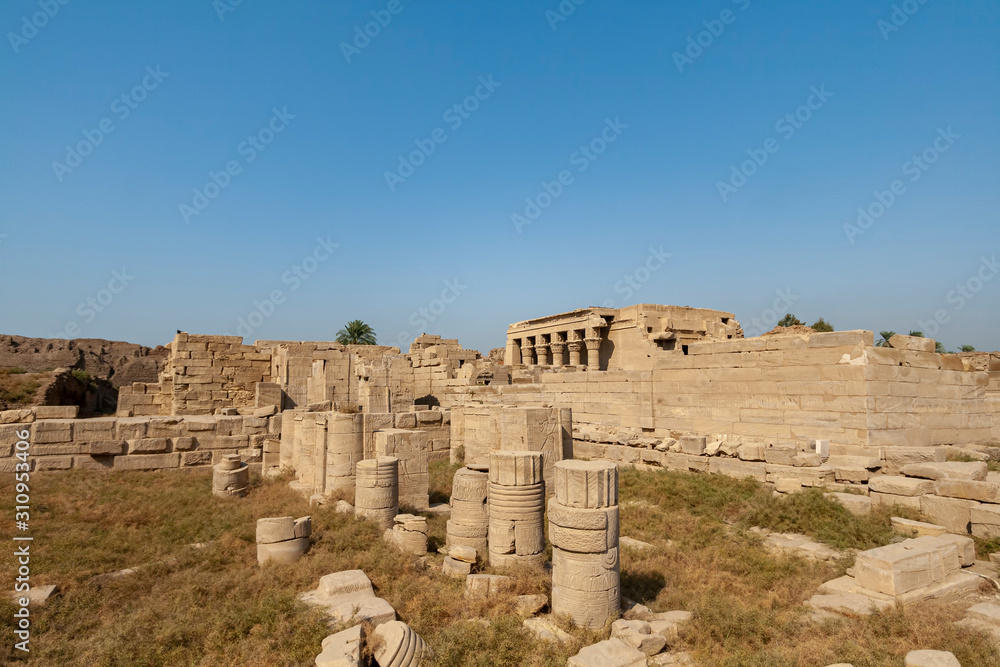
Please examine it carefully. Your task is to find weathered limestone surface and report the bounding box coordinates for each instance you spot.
[488,451,546,567]
[372,429,429,511]
[903,649,961,667]
[299,570,395,627]
[315,624,363,667]
[901,461,987,481]
[550,459,620,631]
[355,457,399,530]
[256,515,311,565]
[853,534,974,596]
[372,620,431,667]
[213,454,249,498]
[567,638,647,667]
[383,514,427,556]
[447,466,490,555]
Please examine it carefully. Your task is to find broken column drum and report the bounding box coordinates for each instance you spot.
[324,412,364,494]
[355,456,399,530]
[447,465,490,556]
[488,451,545,567]
[549,459,620,630]
[213,454,249,498]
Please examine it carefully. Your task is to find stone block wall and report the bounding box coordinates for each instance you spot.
[118,333,272,416]
[463,331,999,450]
[0,409,279,472]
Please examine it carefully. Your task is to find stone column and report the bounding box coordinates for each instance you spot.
[447,465,490,557]
[354,457,399,530]
[584,327,602,371]
[488,451,545,567]
[324,412,364,494]
[256,516,311,565]
[549,459,619,630]
[550,332,566,367]
[213,454,249,498]
[567,330,583,366]
[521,338,535,366]
[535,336,550,366]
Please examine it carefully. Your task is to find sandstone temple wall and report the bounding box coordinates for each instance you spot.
[0,408,279,473]
[459,331,998,450]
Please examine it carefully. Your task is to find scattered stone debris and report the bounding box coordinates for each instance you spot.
[755,528,841,561]
[619,536,654,551]
[611,619,667,656]
[903,649,962,667]
[8,584,57,606]
[372,620,431,667]
[383,514,428,556]
[256,516,311,565]
[568,638,647,667]
[808,535,981,617]
[522,616,573,644]
[299,570,396,627]
[463,574,512,600]
[315,624,363,666]
[515,594,548,617]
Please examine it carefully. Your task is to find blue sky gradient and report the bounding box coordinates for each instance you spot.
[1,0,997,353]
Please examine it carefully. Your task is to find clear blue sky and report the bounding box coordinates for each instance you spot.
[1,0,997,354]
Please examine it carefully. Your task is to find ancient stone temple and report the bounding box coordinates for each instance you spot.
[504,304,742,370]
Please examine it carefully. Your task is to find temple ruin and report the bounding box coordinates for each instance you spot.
[4,301,1000,664]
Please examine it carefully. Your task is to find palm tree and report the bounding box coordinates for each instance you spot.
[960,345,976,352]
[908,330,925,338]
[935,341,946,354]
[336,320,377,345]
[876,331,896,347]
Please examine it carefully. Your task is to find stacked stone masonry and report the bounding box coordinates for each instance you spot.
[447,465,490,555]
[488,451,546,567]
[355,457,399,530]
[549,459,621,630]
[0,411,278,473]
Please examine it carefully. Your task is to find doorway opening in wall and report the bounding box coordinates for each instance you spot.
[682,345,689,355]
[655,339,676,351]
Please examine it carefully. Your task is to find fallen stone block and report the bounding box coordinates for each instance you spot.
[882,447,946,475]
[678,435,706,456]
[901,461,988,481]
[8,584,58,606]
[806,592,893,616]
[648,610,692,644]
[299,570,395,627]
[935,479,1000,504]
[869,476,935,496]
[315,624,363,667]
[891,517,948,537]
[829,492,871,516]
[568,638,647,667]
[442,556,472,578]
[611,619,666,656]
[464,574,513,600]
[870,491,922,512]
[515,594,547,617]
[903,649,960,667]
[523,616,573,644]
[619,536,654,551]
[737,443,765,462]
[920,495,978,534]
[372,620,431,667]
[764,532,840,561]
